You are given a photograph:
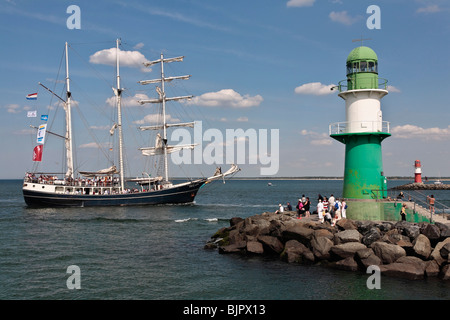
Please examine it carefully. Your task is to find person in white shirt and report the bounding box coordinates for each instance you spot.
[341,200,347,219]
[317,199,324,223]
[275,203,284,214]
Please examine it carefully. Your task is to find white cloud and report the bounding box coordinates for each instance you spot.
[286,0,315,7]
[387,85,401,93]
[417,5,441,13]
[6,104,21,114]
[89,48,151,72]
[294,82,336,95]
[186,89,263,108]
[236,117,249,122]
[391,124,450,140]
[134,114,180,125]
[301,129,333,145]
[106,93,150,108]
[79,142,101,149]
[329,11,361,25]
[133,42,145,50]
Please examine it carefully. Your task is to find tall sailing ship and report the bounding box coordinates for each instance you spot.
[23,40,239,207]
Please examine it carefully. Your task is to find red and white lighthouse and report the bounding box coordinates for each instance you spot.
[414,160,422,183]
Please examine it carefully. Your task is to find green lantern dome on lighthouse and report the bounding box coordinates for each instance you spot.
[346,46,379,90]
[346,46,378,64]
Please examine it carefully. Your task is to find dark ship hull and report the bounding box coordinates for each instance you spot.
[23,179,206,208]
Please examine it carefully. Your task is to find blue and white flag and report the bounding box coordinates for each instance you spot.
[41,115,48,121]
[37,124,47,144]
[26,93,38,100]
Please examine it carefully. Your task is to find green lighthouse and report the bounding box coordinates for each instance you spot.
[330,46,390,220]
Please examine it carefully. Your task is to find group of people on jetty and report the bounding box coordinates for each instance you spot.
[276,194,347,226]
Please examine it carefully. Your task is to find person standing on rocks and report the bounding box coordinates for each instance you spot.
[341,199,347,219]
[323,196,329,214]
[296,199,303,217]
[427,195,435,215]
[317,199,324,223]
[329,194,336,217]
[304,197,311,218]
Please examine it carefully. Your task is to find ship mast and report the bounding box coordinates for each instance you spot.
[115,39,125,191]
[138,53,194,183]
[64,42,74,180]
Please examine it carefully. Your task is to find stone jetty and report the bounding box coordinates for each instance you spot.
[205,211,450,280]
[391,182,450,190]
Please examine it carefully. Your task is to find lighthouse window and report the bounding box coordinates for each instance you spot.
[360,61,367,72]
[368,61,377,73]
[352,62,359,73]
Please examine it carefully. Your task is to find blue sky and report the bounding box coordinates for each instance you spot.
[1,0,449,179]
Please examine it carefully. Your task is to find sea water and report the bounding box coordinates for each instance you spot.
[0,179,449,300]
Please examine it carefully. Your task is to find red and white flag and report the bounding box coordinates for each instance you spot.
[32,145,43,162]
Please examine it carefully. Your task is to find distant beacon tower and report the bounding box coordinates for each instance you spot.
[330,45,390,220]
[414,160,422,183]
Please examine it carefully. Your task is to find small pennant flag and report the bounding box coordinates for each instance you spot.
[26,93,38,100]
[27,110,37,117]
[32,145,43,162]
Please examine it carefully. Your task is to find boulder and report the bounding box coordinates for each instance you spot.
[412,234,432,259]
[242,216,271,237]
[334,229,363,244]
[334,257,359,272]
[377,221,394,232]
[313,228,334,241]
[356,248,382,270]
[440,265,450,281]
[230,217,244,227]
[371,241,406,264]
[430,238,450,266]
[395,221,420,240]
[379,263,424,280]
[361,227,382,246]
[395,256,427,272]
[282,240,314,263]
[420,223,441,245]
[281,224,314,245]
[425,260,440,277]
[228,228,245,245]
[219,241,246,254]
[246,241,264,255]
[330,242,367,260]
[439,242,450,259]
[257,235,284,254]
[435,222,450,239]
[336,219,357,231]
[356,220,376,234]
[311,236,334,260]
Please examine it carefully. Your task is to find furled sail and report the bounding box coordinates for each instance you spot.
[138,121,195,131]
[79,165,119,177]
[139,133,197,156]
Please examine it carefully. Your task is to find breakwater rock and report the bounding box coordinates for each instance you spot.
[391,182,450,190]
[205,212,450,280]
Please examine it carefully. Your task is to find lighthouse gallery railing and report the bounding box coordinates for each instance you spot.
[329,121,390,135]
